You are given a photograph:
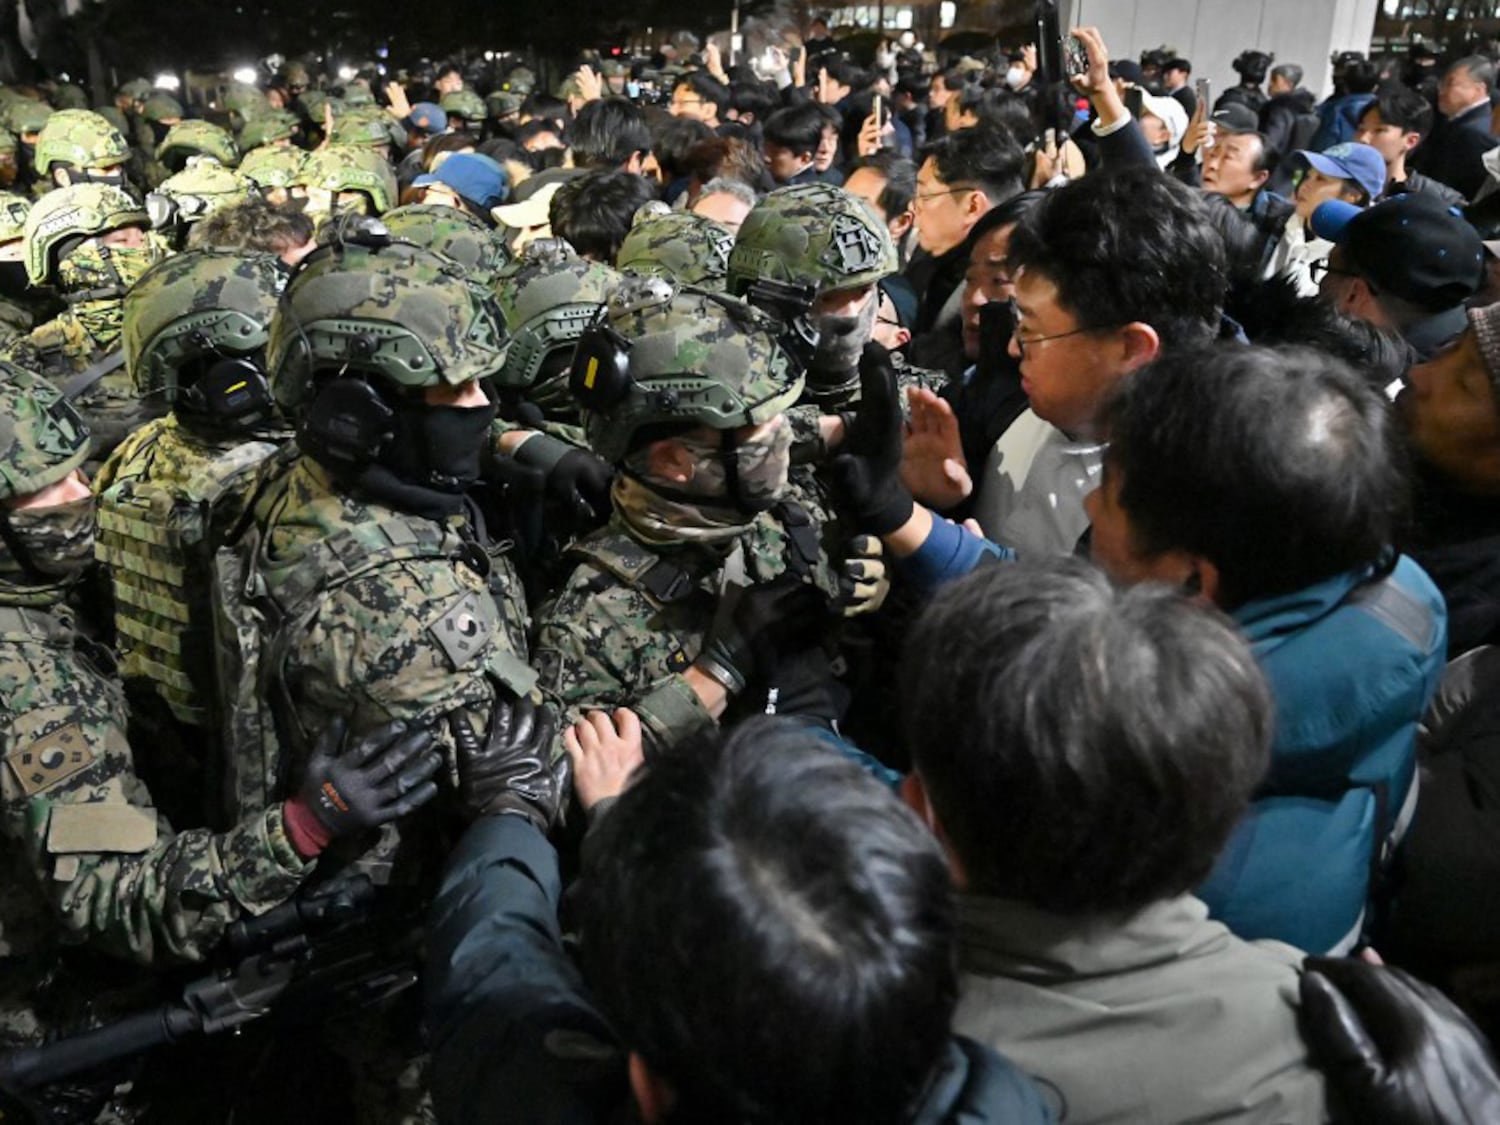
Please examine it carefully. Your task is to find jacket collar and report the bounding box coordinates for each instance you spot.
[1230,567,1371,651]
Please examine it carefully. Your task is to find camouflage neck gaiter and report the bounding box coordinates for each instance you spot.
[59,242,166,303]
[612,472,754,546]
[0,496,97,596]
[65,298,124,351]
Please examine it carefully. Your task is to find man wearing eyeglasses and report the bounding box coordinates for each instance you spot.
[668,73,726,128]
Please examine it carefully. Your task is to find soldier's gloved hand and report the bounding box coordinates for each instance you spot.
[832,343,916,536]
[512,431,614,522]
[697,578,827,694]
[837,534,890,617]
[282,718,442,858]
[449,695,570,831]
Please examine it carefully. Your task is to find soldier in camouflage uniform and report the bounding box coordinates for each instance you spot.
[32,109,132,193]
[238,110,300,152]
[153,118,239,180]
[615,204,734,292]
[4,183,171,473]
[294,144,397,224]
[490,239,620,434]
[93,250,291,815]
[381,202,510,287]
[0,368,439,1113]
[0,192,42,342]
[150,160,260,247]
[533,277,865,756]
[438,89,485,133]
[240,142,306,207]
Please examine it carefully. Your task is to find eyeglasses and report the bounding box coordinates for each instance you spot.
[1309,259,1359,283]
[1008,299,1104,355]
[914,184,974,204]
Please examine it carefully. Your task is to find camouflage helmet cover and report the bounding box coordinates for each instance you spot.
[297,144,397,214]
[0,192,30,242]
[380,202,511,281]
[616,207,734,292]
[156,119,240,171]
[491,244,620,400]
[223,82,271,120]
[23,181,149,284]
[0,362,91,500]
[727,182,897,297]
[157,160,259,222]
[141,91,185,123]
[329,105,397,149]
[34,109,129,174]
[124,249,286,398]
[239,143,305,188]
[439,89,486,122]
[3,98,51,136]
[267,242,507,420]
[580,276,804,463]
[238,111,298,150]
[116,77,153,102]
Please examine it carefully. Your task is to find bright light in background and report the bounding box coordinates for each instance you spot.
[232,66,257,84]
[154,73,181,91]
[337,65,357,82]
[484,50,495,61]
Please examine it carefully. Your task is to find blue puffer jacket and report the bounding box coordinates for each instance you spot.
[1308,93,1377,153]
[1198,556,1447,954]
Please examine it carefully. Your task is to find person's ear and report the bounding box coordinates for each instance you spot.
[1116,321,1162,372]
[963,188,991,225]
[890,206,915,240]
[892,326,912,348]
[624,150,645,176]
[1249,167,1270,192]
[1402,131,1421,155]
[901,772,968,887]
[1184,557,1223,604]
[628,1053,676,1124]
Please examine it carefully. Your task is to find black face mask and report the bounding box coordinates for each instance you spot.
[385,399,498,493]
[976,299,1017,382]
[0,260,28,300]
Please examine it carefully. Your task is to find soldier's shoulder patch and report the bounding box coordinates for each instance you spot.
[7,723,94,796]
[428,592,493,671]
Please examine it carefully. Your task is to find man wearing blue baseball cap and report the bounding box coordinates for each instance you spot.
[1266,141,1386,295]
[413,152,510,226]
[1312,192,1486,360]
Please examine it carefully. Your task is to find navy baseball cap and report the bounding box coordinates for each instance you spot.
[1209,103,1260,134]
[1311,193,1485,312]
[1295,142,1387,202]
[409,102,447,132]
[413,152,510,210]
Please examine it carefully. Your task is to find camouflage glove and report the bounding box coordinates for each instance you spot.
[831,342,916,536]
[837,534,890,617]
[283,718,443,858]
[697,578,828,694]
[450,695,570,830]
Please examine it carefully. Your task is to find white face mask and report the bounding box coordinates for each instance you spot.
[1005,66,1027,90]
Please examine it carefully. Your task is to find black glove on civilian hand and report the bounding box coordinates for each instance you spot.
[450,695,569,830]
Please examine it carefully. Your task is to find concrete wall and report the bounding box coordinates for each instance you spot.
[1061,0,1380,100]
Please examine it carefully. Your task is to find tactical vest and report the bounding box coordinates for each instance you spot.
[96,433,284,728]
[211,499,536,826]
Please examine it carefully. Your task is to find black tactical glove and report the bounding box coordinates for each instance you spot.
[697,577,828,694]
[836,534,890,617]
[513,431,614,523]
[831,342,916,536]
[284,718,442,857]
[1299,955,1500,1124]
[449,695,570,830]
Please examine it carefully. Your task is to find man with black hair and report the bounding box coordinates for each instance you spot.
[725,79,775,133]
[427,715,1052,1124]
[761,101,826,185]
[845,151,918,263]
[1085,343,1445,954]
[669,71,728,128]
[570,97,652,174]
[433,62,464,99]
[1412,55,1500,201]
[1308,57,1379,151]
[548,170,658,261]
[907,124,1024,337]
[1355,84,1463,204]
[1162,57,1194,117]
[901,560,1328,1123]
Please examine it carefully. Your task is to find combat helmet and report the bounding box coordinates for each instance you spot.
[156,119,240,173]
[33,108,130,177]
[23,181,150,286]
[154,160,258,228]
[141,91,184,124]
[48,83,88,112]
[223,82,270,125]
[238,111,298,150]
[492,241,620,416]
[504,66,536,96]
[268,240,505,421]
[296,144,397,215]
[123,249,285,424]
[381,202,510,282]
[572,275,804,464]
[439,89,486,124]
[727,182,897,298]
[239,143,305,191]
[329,105,397,150]
[0,363,90,501]
[0,192,30,243]
[3,98,51,137]
[616,206,734,292]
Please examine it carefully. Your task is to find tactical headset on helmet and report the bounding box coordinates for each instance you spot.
[239,143,306,190]
[380,203,511,282]
[571,276,804,464]
[33,109,130,177]
[123,250,285,435]
[492,241,620,417]
[0,362,90,502]
[727,182,898,298]
[156,120,239,173]
[616,207,734,292]
[23,181,150,285]
[296,145,397,215]
[238,111,298,150]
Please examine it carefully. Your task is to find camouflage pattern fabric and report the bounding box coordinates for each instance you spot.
[155,119,239,173]
[239,143,305,190]
[726,181,898,297]
[438,90,485,123]
[34,109,131,176]
[22,181,151,286]
[381,203,511,286]
[238,112,298,151]
[156,161,259,226]
[615,208,734,291]
[2,98,51,138]
[295,144,397,216]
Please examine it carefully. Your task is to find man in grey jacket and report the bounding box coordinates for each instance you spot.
[899,560,1330,1125]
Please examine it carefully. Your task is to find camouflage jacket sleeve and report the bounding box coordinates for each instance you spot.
[283,553,535,776]
[532,565,715,756]
[0,630,312,966]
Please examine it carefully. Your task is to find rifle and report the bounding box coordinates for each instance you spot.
[0,874,421,1096]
